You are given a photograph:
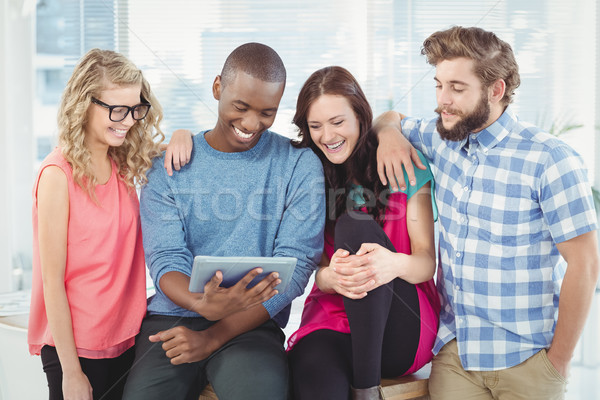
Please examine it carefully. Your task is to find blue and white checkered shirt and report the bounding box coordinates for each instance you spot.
[401,107,598,371]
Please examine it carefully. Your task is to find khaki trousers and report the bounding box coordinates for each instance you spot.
[429,339,567,400]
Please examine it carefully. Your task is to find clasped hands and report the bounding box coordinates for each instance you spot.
[317,243,402,299]
[150,268,279,365]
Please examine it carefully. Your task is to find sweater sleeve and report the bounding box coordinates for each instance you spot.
[139,156,194,301]
[262,149,326,326]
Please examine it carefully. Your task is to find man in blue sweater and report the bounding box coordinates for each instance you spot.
[123,43,325,399]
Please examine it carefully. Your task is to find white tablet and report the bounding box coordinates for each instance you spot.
[188,255,297,294]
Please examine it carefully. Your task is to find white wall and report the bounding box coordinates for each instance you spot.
[0,0,10,294]
[0,0,35,293]
[596,1,600,191]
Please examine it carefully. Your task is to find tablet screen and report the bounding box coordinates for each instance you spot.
[188,256,297,293]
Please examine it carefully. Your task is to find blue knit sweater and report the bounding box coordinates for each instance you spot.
[140,130,325,327]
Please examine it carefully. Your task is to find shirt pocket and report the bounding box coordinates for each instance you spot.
[484,186,541,247]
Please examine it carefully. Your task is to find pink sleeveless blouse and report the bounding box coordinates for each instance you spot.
[287,190,440,375]
[28,148,147,359]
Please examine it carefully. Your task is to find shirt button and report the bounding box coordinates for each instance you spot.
[463,186,469,192]
[460,216,466,223]
[483,148,488,153]
[454,284,460,291]
[455,252,461,258]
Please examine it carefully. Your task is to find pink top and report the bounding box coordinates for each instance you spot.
[287,191,441,375]
[28,148,147,359]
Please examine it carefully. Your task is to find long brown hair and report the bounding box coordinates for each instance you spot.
[292,66,387,227]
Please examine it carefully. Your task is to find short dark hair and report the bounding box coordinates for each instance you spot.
[220,42,286,87]
[422,26,520,106]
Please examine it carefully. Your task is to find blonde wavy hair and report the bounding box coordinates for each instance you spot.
[58,48,164,199]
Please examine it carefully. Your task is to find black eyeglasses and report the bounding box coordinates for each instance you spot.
[91,97,151,122]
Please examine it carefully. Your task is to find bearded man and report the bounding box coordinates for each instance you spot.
[373,26,599,400]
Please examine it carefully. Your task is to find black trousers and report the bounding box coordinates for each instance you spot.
[41,345,135,400]
[289,211,421,400]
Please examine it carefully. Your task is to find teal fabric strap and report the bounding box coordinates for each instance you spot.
[393,150,438,221]
[349,150,438,221]
[348,184,366,208]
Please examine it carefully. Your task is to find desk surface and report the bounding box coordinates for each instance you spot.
[0,314,28,330]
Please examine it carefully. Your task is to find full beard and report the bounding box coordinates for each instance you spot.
[435,94,491,142]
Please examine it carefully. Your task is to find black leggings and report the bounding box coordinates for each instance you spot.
[289,211,421,399]
[41,345,135,400]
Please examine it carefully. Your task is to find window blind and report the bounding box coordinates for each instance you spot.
[35,0,597,169]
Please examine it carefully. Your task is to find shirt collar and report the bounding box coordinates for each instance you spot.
[455,106,517,153]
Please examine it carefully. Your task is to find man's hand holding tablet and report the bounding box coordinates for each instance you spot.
[187,256,297,321]
[194,267,280,321]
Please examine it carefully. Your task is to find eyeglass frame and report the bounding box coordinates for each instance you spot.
[90,97,151,122]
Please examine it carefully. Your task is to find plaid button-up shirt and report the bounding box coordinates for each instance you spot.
[402,107,598,370]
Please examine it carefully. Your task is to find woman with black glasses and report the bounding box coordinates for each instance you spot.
[27,48,184,400]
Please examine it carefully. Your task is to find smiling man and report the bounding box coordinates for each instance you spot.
[374,27,599,400]
[122,43,325,400]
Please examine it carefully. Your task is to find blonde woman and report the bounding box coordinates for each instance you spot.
[28,49,179,400]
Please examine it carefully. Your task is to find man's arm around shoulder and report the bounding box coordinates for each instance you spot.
[373,111,425,192]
